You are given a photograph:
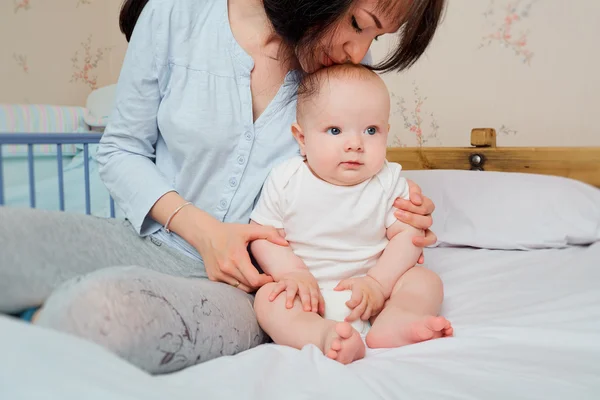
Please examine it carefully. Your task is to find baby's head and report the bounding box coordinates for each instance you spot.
[293,64,390,186]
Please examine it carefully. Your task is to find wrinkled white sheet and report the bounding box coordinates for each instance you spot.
[2,243,599,399]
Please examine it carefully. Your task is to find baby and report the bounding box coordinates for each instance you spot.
[250,64,452,364]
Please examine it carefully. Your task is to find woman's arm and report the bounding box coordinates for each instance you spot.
[96,1,173,235]
[96,2,284,293]
[394,179,437,254]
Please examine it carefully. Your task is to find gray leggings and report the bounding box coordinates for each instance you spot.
[0,207,266,374]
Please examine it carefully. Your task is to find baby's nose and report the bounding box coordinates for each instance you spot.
[345,135,364,151]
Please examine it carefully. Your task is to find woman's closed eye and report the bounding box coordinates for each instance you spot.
[352,15,381,41]
[351,15,362,33]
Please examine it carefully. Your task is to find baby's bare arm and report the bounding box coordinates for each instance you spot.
[367,221,425,299]
[249,221,308,281]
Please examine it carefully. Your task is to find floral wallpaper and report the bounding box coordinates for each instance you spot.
[0,0,126,106]
[373,0,600,147]
[70,35,113,91]
[479,0,537,65]
[1,0,598,147]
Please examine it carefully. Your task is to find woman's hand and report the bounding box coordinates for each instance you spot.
[394,179,437,263]
[194,218,288,293]
[268,270,325,315]
[334,276,386,322]
[151,193,286,292]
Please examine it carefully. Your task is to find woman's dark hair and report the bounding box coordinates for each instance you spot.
[119,0,148,42]
[119,0,445,73]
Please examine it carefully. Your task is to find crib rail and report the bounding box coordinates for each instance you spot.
[0,133,116,217]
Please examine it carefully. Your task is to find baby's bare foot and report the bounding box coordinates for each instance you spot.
[322,321,365,364]
[366,313,453,349]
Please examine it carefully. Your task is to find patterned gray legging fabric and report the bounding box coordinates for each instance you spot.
[0,207,266,374]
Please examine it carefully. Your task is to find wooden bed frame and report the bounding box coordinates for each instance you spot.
[386,128,600,188]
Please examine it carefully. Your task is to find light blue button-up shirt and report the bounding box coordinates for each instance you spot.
[97,0,371,263]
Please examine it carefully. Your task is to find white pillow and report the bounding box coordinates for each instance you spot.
[84,84,116,131]
[400,169,600,250]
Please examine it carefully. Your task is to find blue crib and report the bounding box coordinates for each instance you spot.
[0,133,116,218]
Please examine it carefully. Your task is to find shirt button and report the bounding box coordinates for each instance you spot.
[237,156,245,165]
[219,199,227,208]
[229,178,237,187]
[245,132,252,141]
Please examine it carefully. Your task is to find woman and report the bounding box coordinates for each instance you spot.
[0,0,443,374]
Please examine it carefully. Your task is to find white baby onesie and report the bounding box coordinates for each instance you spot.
[250,156,410,334]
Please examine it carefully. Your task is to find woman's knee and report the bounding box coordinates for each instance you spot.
[34,267,269,373]
[35,266,153,351]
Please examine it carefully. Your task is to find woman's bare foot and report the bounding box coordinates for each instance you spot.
[366,311,453,349]
[321,321,365,364]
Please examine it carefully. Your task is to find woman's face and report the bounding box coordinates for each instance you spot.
[300,0,405,73]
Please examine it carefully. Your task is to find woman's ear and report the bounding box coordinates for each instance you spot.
[291,123,306,156]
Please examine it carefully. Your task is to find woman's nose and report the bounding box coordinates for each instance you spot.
[343,38,372,64]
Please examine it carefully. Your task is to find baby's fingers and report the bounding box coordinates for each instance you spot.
[346,295,367,322]
[298,284,312,312]
[345,288,363,309]
[285,283,298,309]
[318,292,326,316]
[309,286,320,313]
[361,302,373,321]
[334,279,351,292]
[268,282,287,302]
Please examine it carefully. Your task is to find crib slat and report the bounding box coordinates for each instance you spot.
[57,144,65,211]
[0,146,5,206]
[83,144,91,215]
[110,197,116,218]
[28,144,36,208]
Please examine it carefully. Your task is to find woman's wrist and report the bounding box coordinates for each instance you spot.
[170,205,218,248]
[150,191,219,248]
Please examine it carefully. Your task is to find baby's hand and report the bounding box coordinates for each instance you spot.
[269,270,325,315]
[334,276,386,323]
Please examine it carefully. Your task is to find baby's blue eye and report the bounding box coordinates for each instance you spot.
[327,127,341,135]
[365,127,377,135]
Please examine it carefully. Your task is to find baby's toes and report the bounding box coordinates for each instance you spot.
[443,324,454,337]
[427,316,449,332]
[326,348,339,360]
[330,337,342,352]
[334,321,354,339]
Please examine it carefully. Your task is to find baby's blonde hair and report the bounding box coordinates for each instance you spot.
[296,64,385,119]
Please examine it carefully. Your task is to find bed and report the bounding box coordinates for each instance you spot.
[0,91,122,218]
[0,132,118,218]
[1,129,599,399]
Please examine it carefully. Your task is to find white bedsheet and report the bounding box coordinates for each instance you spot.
[1,243,599,399]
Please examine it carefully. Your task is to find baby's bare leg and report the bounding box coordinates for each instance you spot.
[254,283,365,364]
[365,266,453,349]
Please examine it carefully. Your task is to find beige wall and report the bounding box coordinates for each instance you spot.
[0,0,127,106]
[372,0,600,147]
[2,0,598,147]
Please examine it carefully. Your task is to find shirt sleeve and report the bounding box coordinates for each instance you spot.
[96,0,174,235]
[385,163,411,228]
[250,169,285,229]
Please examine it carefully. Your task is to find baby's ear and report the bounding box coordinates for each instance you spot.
[291,123,306,156]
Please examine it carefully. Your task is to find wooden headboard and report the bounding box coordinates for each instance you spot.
[386,128,600,188]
